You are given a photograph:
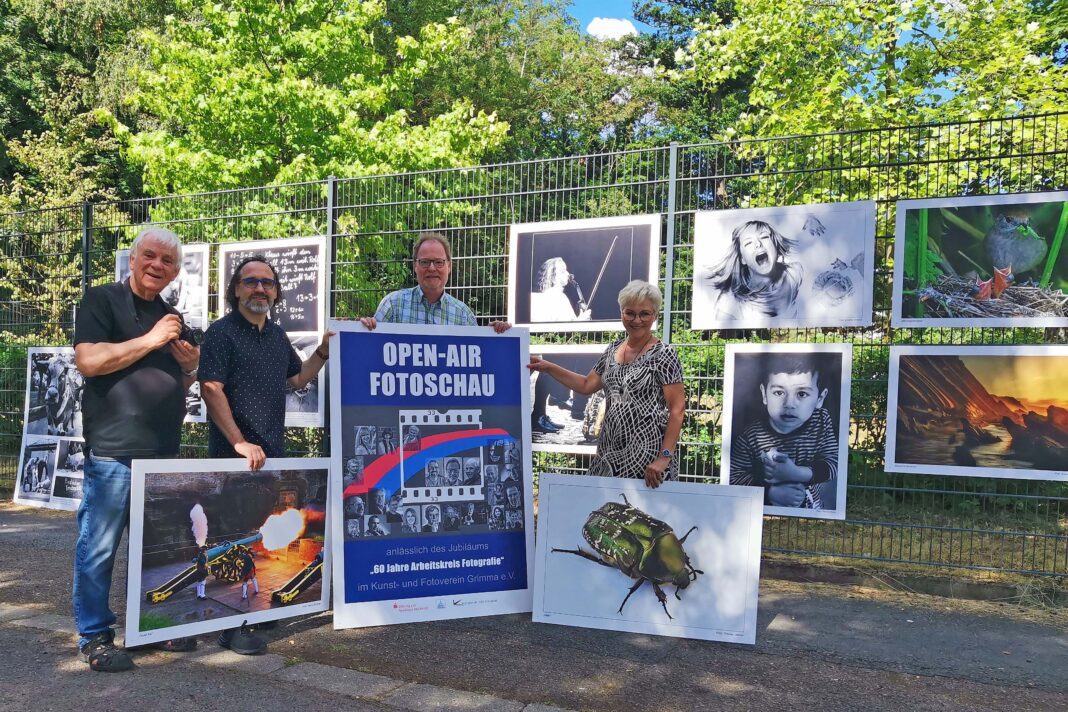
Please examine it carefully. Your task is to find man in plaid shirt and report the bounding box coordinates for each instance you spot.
[360,232,510,332]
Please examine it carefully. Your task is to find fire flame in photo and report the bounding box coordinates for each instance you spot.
[189,503,208,546]
[259,508,306,550]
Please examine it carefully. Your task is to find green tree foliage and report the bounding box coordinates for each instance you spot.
[624,0,748,143]
[680,0,1068,139]
[387,0,643,159]
[124,0,509,194]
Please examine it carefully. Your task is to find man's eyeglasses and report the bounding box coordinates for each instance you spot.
[416,258,448,269]
[622,309,656,321]
[240,277,278,289]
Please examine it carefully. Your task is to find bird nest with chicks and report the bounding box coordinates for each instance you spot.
[916,273,1068,319]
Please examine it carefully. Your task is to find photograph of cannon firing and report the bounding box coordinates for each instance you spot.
[125,458,330,646]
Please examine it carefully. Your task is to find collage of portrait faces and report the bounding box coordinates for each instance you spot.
[341,426,525,542]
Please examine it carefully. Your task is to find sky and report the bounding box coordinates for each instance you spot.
[568,0,653,38]
[962,356,1068,405]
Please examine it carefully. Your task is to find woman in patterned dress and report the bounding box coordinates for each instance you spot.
[528,280,685,488]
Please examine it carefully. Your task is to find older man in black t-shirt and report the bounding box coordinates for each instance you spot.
[72,226,201,672]
[198,255,331,653]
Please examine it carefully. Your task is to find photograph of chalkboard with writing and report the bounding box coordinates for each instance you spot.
[218,236,327,335]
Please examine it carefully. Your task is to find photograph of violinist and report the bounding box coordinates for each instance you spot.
[508,215,661,333]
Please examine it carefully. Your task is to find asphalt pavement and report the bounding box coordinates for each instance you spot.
[1,502,1066,712]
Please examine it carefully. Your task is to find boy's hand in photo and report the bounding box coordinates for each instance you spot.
[766,482,806,507]
[761,448,812,484]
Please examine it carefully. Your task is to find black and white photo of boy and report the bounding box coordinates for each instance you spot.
[720,344,851,520]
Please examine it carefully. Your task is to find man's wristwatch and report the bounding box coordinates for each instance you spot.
[660,448,673,460]
[183,367,198,378]
[315,347,329,360]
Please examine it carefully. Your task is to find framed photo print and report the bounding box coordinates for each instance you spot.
[720,343,852,520]
[508,215,661,333]
[891,191,1068,327]
[691,201,875,330]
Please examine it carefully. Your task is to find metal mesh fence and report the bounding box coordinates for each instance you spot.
[2,113,1066,577]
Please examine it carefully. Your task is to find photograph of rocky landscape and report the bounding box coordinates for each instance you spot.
[886,346,1068,480]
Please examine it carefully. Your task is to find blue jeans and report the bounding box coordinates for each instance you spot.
[73,453,132,648]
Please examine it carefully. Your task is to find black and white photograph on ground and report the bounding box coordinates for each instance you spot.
[117,243,210,330]
[218,236,327,335]
[125,458,331,647]
[23,348,83,438]
[285,334,325,427]
[14,348,87,511]
[15,436,58,503]
[891,192,1068,328]
[529,344,607,454]
[719,344,851,520]
[885,346,1068,480]
[533,474,763,644]
[508,215,661,333]
[691,201,876,329]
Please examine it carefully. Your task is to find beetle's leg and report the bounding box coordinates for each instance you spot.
[618,578,645,614]
[652,582,673,620]
[620,493,631,506]
[678,526,698,544]
[552,547,613,568]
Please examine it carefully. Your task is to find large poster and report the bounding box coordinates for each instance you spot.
[508,215,661,333]
[533,474,763,644]
[218,236,328,427]
[886,346,1068,480]
[124,458,330,646]
[14,347,86,511]
[691,201,876,329]
[328,321,534,628]
[529,344,606,454]
[720,343,852,520]
[891,192,1068,328]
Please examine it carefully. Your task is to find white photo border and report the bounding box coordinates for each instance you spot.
[14,347,84,511]
[125,457,331,647]
[529,344,608,455]
[532,473,763,644]
[890,191,1068,328]
[885,345,1068,480]
[507,214,662,333]
[719,343,852,520]
[690,201,876,330]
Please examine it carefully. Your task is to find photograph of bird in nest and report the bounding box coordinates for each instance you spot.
[892,192,1068,327]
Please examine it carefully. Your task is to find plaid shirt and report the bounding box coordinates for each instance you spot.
[374,286,477,326]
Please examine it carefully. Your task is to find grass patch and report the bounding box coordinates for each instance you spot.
[139,612,178,631]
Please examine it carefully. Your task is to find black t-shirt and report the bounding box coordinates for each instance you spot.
[73,281,186,457]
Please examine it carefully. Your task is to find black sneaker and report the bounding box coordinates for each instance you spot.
[218,623,266,655]
[80,630,134,673]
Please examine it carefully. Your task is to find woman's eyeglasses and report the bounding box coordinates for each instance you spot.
[240,277,277,289]
[622,309,656,321]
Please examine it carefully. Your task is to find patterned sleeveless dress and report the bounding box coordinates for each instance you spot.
[588,340,683,480]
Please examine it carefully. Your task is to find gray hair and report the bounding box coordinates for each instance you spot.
[617,279,662,311]
[412,231,452,261]
[130,226,183,261]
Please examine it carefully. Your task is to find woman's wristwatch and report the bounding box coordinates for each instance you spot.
[660,448,672,459]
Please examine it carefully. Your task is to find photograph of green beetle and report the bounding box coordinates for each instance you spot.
[553,494,703,619]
